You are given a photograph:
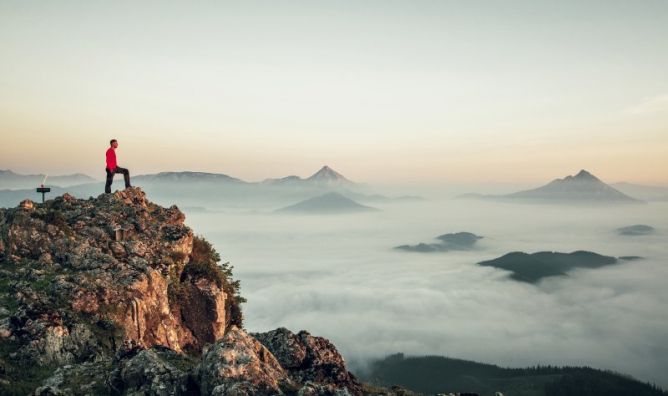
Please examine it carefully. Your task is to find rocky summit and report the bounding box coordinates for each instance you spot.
[0,188,414,396]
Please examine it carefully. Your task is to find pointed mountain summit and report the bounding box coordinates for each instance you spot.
[571,169,599,181]
[506,169,640,202]
[305,165,355,186]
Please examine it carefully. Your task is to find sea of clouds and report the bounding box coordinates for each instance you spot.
[184,196,668,388]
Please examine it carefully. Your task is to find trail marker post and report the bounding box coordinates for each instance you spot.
[36,175,50,203]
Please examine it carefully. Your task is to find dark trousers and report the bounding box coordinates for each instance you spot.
[105,166,131,193]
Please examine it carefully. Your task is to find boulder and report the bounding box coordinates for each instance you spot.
[198,326,294,395]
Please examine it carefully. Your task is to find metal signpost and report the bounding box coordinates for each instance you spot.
[36,175,50,203]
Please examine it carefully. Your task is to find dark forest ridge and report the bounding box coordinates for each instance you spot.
[361,353,667,396]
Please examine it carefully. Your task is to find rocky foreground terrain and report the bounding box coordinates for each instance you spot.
[0,188,426,396]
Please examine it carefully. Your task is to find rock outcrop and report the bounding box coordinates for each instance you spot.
[0,188,402,395]
[0,188,236,362]
[252,327,363,394]
[199,326,291,395]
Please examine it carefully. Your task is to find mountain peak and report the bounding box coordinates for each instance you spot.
[502,170,640,202]
[306,165,354,185]
[573,169,598,181]
[312,165,339,177]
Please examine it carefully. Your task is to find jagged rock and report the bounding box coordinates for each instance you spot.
[252,327,307,369]
[109,241,127,258]
[108,347,197,395]
[33,360,113,396]
[20,199,34,210]
[252,327,364,395]
[386,385,420,396]
[180,278,227,346]
[116,267,192,353]
[61,193,76,202]
[0,188,242,391]
[24,322,100,365]
[198,326,294,395]
[297,381,355,395]
[0,319,11,338]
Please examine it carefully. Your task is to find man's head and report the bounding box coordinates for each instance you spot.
[110,139,118,148]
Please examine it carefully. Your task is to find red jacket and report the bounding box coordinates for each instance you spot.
[106,148,117,171]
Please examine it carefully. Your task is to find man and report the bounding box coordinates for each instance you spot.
[105,139,132,193]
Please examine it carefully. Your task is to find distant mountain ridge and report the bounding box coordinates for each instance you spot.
[0,169,97,190]
[460,170,641,203]
[262,165,356,187]
[133,171,247,184]
[1,166,354,189]
[131,165,356,187]
[507,170,638,201]
[0,166,421,208]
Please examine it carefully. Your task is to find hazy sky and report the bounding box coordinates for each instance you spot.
[1,1,667,184]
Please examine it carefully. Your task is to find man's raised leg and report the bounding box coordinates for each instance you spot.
[116,166,131,189]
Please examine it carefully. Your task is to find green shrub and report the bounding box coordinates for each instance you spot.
[179,235,245,326]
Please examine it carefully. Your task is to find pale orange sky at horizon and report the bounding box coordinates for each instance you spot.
[2,1,667,186]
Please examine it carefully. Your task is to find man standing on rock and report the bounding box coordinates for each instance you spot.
[105,139,132,194]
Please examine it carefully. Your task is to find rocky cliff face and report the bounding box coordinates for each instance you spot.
[0,188,412,395]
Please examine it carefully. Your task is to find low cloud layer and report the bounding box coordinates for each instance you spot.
[185,198,668,388]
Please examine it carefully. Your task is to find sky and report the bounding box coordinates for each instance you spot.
[1,0,667,185]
